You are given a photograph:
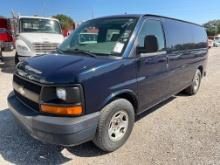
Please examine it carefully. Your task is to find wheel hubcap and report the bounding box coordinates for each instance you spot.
[193,73,200,91]
[108,111,129,142]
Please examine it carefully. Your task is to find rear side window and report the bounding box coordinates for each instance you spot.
[138,19,165,51]
[164,19,207,50]
[164,20,193,50]
[192,26,207,48]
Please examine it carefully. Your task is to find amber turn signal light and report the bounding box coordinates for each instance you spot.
[40,104,83,116]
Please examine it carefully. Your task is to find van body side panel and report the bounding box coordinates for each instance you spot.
[78,59,138,114]
[163,19,194,93]
[163,19,208,93]
[189,25,208,76]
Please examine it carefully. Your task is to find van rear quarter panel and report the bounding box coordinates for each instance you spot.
[162,18,208,91]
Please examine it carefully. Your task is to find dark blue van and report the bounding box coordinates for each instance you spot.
[8,14,208,152]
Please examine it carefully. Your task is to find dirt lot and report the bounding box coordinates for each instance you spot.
[0,48,220,165]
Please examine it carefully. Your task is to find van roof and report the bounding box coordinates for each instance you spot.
[144,14,203,27]
[94,14,203,27]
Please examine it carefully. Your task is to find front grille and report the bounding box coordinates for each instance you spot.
[13,75,41,111]
[13,75,41,94]
[33,42,58,53]
[14,90,40,111]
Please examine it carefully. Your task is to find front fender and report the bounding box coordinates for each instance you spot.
[101,89,139,112]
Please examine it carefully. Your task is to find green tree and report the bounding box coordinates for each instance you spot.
[203,20,220,36]
[52,14,75,29]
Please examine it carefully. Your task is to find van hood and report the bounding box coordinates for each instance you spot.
[16,54,117,84]
[19,33,64,44]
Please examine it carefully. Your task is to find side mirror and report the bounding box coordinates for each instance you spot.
[136,35,159,54]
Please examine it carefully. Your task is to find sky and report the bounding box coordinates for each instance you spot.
[0,0,220,24]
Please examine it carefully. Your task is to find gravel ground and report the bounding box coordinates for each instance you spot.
[0,48,220,165]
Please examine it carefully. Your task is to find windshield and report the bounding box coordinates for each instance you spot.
[58,17,138,57]
[20,18,61,34]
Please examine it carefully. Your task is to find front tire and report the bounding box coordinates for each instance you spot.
[184,69,202,95]
[93,99,135,152]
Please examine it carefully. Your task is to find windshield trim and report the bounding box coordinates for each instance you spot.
[120,15,143,58]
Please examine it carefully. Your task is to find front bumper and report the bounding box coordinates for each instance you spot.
[7,92,100,146]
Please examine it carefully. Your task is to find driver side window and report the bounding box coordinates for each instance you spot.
[138,19,165,52]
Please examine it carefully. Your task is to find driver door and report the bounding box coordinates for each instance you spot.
[135,19,170,112]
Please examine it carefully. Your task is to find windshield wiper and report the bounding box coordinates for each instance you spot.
[56,47,64,54]
[57,48,97,58]
[71,48,97,58]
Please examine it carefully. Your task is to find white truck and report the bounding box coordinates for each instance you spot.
[213,35,220,47]
[15,16,64,64]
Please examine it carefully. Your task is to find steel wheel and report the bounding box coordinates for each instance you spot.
[108,110,129,142]
[184,69,202,95]
[93,99,135,152]
[193,71,201,92]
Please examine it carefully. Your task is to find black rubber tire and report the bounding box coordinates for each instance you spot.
[184,69,202,95]
[15,52,19,65]
[93,99,135,152]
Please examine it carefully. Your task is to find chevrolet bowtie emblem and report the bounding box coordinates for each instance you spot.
[25,65,42,74]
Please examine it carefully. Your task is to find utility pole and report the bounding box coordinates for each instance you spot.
[92,8,94,19]
[41,2,47,16]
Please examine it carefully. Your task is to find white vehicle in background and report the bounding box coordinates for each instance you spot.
[14,16,64,64]
[208,39,214,48]
[213,35,220,47]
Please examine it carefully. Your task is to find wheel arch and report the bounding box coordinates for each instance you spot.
[198,65,203,75]
[102,90,139,114]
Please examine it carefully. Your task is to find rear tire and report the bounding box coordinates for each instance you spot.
[93,99,135,152]
[184,69,202,95]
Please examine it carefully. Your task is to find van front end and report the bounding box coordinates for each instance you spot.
[7,72,100,146]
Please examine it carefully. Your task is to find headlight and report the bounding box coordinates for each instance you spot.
[56,87,81,103]
[42,86,81,103]
[17,45,29,51]
[56,88,66,100]
[41,86,83,116]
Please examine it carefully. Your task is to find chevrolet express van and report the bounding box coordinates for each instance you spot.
[8,14,208,152]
